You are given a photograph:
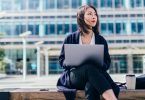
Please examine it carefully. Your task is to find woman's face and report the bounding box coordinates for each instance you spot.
[84,7,97,27]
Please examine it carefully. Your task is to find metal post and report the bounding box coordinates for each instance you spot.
[45,49,49,76]
[22,38,27,80]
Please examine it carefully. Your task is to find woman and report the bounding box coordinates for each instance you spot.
[57,5,120,100]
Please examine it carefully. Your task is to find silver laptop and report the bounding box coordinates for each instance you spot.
[64,44,104,66]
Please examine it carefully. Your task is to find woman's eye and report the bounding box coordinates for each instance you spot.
[88,13,92,15]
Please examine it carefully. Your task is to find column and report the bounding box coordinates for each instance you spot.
[22,38,27,80]
[127,54,133,74]
[126,21,131,35]
[39,0,43,11]
[125,0,130,10]
[45,49,49,76]
[39,24,45,37]
[37,46,41,77]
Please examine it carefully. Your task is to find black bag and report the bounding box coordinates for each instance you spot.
[136,74,145,89]
[0,92,10,100]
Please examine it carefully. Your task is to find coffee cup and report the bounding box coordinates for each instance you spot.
[126,74,136,89]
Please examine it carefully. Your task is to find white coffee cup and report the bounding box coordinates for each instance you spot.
[126,74,136,89]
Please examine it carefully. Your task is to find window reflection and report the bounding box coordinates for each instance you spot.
[28,0,40,11]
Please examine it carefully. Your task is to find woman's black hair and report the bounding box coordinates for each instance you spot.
[77,5,99,35]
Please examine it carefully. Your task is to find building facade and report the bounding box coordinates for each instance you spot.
[0,0,145,76]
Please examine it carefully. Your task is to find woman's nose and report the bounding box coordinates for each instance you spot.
[92,15,96,19]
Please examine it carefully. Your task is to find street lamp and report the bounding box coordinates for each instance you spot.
[35,41,44,78]
[19,31,31,80]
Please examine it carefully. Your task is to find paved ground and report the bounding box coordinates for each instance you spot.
[0,75,59,89]
[0,74,141,90]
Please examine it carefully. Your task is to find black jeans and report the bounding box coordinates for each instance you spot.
[70,64,120,100]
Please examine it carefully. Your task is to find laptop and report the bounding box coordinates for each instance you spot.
[64,44,104,66]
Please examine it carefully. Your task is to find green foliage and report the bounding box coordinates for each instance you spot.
[0,48,5,73]
[0,48,5,60]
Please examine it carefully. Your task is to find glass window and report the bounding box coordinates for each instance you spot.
[109,55,127,74]
[1,0,12,11]
[50,24,55,34]
[28,23,39,35]
[122,23,126,34]
[72,24,77,32]
[57,0,63,9]
[101,23,107,34]
[87,0,98,8]
[0,23,13,37]
[26,49,37,75]
[133,55,143,73]
[45,0,55,9]
[49,56,63,74]
[45,24,49,35]
[115,0,124,8]
[130,0,135,8]
[116,23,121,34]
[131,22,137,33]
[57,23,63,35]
[64,24,69,34]
[107,0,112,8]
[115,22,126,34]
[14,0,26,11]
[136,0,142,7]
[131,22,143,34]
[108,23,114,34]
[137,22,143,33]
[131,0,143,8]
[15,24,21,35]
[64,0,69,8]
[1,49,37,75]
[57,0,69,9]
[101,0,106,7]
[72,0,82,9]
[101,0,112,8]
[29,0,40,10]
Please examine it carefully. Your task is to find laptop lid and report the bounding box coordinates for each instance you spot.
[64,44,104,66]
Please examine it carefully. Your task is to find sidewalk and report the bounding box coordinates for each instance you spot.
[0,74,6,79]
[0,75,60,89]
[0,74,134,90]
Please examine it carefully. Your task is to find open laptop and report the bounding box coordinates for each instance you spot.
[64,44,104,66]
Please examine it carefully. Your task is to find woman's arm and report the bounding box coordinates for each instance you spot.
[59,35,73,70]
[102,38,111,71]
[59,37,68,69]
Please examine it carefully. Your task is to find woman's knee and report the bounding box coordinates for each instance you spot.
[84,64,100,72]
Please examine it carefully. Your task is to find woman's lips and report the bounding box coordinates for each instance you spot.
[91,21,96,23]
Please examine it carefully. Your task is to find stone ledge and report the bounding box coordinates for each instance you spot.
[9,88,145,100]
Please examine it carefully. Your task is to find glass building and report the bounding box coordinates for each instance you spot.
[0,0,145,76]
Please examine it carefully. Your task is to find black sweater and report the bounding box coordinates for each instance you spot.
[59,30,111,71]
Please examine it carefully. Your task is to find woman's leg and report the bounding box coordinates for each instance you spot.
[85,82,100,100]
[70,64,117,100]
[102,89,117,100]
[86,65,117,100]
[102,71,120,98]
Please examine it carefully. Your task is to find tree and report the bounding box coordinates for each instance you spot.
[0,48,5,60]
[0,48,5,73]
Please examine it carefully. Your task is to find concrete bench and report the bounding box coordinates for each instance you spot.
[9,88,145,100]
